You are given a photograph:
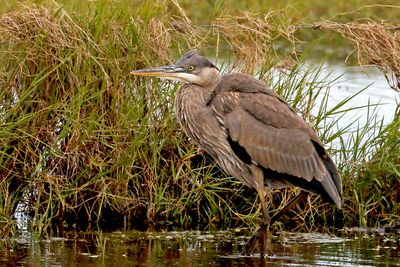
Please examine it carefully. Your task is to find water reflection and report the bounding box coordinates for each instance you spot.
[1,231,399,266]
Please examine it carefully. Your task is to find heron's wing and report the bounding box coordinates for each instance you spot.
[210,73,342,202]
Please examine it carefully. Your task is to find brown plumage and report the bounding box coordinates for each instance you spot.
[210,73,342,206]
[131,50,342,256]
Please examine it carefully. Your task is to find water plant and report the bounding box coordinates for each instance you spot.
[0,0,398,237]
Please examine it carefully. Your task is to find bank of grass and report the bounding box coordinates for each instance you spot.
[0,1,399,237]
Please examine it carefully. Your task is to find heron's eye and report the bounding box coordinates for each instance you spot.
[188,65,195,72]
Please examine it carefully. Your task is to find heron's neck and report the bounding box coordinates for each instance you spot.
[174,83,216,147]
[177,83,214,107]
[174,68,221,120]
[199,67,221,88]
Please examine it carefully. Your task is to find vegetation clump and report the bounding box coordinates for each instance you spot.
[0,1,398,237]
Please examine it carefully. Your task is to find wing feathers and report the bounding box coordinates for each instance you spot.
[210,73,342,206]
[225,109,321,181]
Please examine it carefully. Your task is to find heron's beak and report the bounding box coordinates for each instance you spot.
[130,65,187,79]
[130,64,203,84]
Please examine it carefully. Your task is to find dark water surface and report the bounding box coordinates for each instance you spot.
[1,230,399,266]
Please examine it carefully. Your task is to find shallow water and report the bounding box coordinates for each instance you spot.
[316,63,399,125]
[1,230,399,266]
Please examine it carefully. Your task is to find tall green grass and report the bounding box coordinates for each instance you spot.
[0,1,398,237]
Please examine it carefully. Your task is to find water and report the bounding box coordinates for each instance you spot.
[309,63,399,157]
[315,63,399,126]
[1,230,399,266]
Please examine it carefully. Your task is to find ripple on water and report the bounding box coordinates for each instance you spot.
[1,230,399,266]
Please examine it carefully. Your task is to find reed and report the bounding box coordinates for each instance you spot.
[0,0,398,236]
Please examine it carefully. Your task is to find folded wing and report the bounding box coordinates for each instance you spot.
[210,73,342,207]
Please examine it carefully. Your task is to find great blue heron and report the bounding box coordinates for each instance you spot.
[130,50,342,257]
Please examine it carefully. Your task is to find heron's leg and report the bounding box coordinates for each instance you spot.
[258,187,271,258]
[241,187,271,257]
[241,190,309,256]
[241,227,263,255]
[270,191,308,224]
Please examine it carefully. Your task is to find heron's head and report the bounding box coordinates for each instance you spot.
[130,50,221,87]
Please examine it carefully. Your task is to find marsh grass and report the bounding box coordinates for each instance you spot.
[0,1,399,237]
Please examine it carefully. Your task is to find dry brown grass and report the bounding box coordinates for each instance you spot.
[312,21,400,92]
[171,1,400,91]
[168,1,299,73]
[213,11,298,73]
[170,3,400,92]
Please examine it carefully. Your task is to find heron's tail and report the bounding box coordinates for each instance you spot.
[321,155,343,209]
